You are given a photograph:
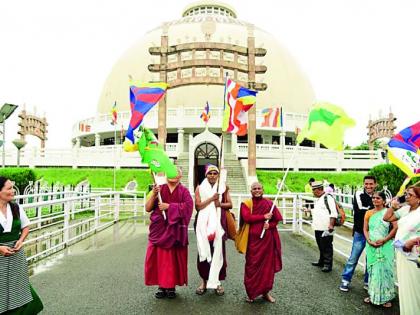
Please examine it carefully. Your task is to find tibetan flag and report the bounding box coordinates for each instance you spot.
[200,102,211,123]
[387,121,420,178]
[222,79,257,136]
[296,102,355,151]
[110,101,117,125]
[125,81,168,147]
[261,107,281,128]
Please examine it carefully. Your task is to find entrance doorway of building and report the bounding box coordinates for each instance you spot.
[194,142,219,188]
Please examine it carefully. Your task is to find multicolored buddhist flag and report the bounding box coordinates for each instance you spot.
[200,102,211,123]
[222,79,257,136]
[110,101,117,125]
[261,107,282,128]
[124,81,168,149]
[296,102,355,151]
[387,121,420,178]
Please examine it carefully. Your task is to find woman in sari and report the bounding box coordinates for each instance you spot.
[363,191,397,308]
[0,176,43,314]
[383,185,420,315]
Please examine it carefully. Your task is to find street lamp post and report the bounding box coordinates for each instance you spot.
[12,139,27,167]
[0,103,19,168]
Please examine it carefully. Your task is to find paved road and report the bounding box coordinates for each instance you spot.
[30,221,399,314]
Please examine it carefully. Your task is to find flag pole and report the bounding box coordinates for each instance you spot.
[113,122,117,191]
[280,107,285,170]
[217,72,229,194]
[260,142,300,238]
[152,171,167,220]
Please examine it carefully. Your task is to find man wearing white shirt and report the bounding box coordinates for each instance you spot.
[310,181,338,272]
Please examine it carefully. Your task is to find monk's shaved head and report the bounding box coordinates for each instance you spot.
[251,182,262,190]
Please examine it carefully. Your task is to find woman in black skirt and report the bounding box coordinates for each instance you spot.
[0,176,43,314]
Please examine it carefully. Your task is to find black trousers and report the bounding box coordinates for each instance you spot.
[314,230,333,268]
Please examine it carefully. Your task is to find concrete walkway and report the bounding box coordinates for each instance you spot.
[30,221,399,315]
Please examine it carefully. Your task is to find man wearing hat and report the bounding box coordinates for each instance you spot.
[310,181,338,272]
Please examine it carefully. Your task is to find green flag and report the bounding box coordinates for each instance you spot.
[137,127,178,179]
[297,102,355,151]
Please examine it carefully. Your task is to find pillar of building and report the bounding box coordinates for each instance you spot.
[177,128,184,153]
[158,24,169,146]
[247,27,257,181]
[95,133,101,147]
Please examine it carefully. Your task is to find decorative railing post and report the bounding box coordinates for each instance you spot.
[142,192,146,218]
[94,196,100,230]
[114,193,120,222]
[63,200,70,246]
[297,194,303,234]
[134,194,138,218]
[36,205,42,229]
[292,195,298,233]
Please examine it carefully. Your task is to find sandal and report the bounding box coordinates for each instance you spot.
[263,293,276,303]
[363,297,371,304]
[215,285,224,296]
[195,286,207,295]
[245,297,254,303]
[382,302,392,308]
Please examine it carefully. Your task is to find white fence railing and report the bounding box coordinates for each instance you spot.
[21,191,146,262]
[20,190,363,269]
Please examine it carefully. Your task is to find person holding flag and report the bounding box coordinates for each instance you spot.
[239,182,282,303]
[194,164,232,296]
[144,167,194,299]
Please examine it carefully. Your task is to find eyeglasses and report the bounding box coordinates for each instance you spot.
[372,196,382,200]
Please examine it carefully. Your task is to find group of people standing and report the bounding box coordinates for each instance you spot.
[308,175,420,314]
[144,165,283,303]
[2,168,419,313]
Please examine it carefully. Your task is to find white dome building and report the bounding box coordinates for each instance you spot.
[72,1,317,190]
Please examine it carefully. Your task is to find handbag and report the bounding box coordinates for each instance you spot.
[225,210,237,240]
[234,199,252,254]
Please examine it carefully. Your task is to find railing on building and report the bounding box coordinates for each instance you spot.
[4,144,384,170]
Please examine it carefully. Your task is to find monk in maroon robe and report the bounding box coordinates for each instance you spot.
[144,169,193,299]
[240,182,282,303]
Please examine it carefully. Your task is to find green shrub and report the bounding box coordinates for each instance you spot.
[368,164,419,195]
[33,168,153,191]
[257,170,366,194]
[0,168,36,194]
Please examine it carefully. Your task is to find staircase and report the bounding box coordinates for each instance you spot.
[223,155,248,194]
[175,154,248,194]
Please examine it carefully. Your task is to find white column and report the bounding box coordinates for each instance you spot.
[177,128,184,154]
[95,133,101,147]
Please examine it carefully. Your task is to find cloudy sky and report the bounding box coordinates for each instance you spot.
[1,0,419,149]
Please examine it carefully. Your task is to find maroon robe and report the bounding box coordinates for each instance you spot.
[241,197,282,300]
[144,183,193,288]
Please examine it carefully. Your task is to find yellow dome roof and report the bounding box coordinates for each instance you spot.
[97,1,315,115]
